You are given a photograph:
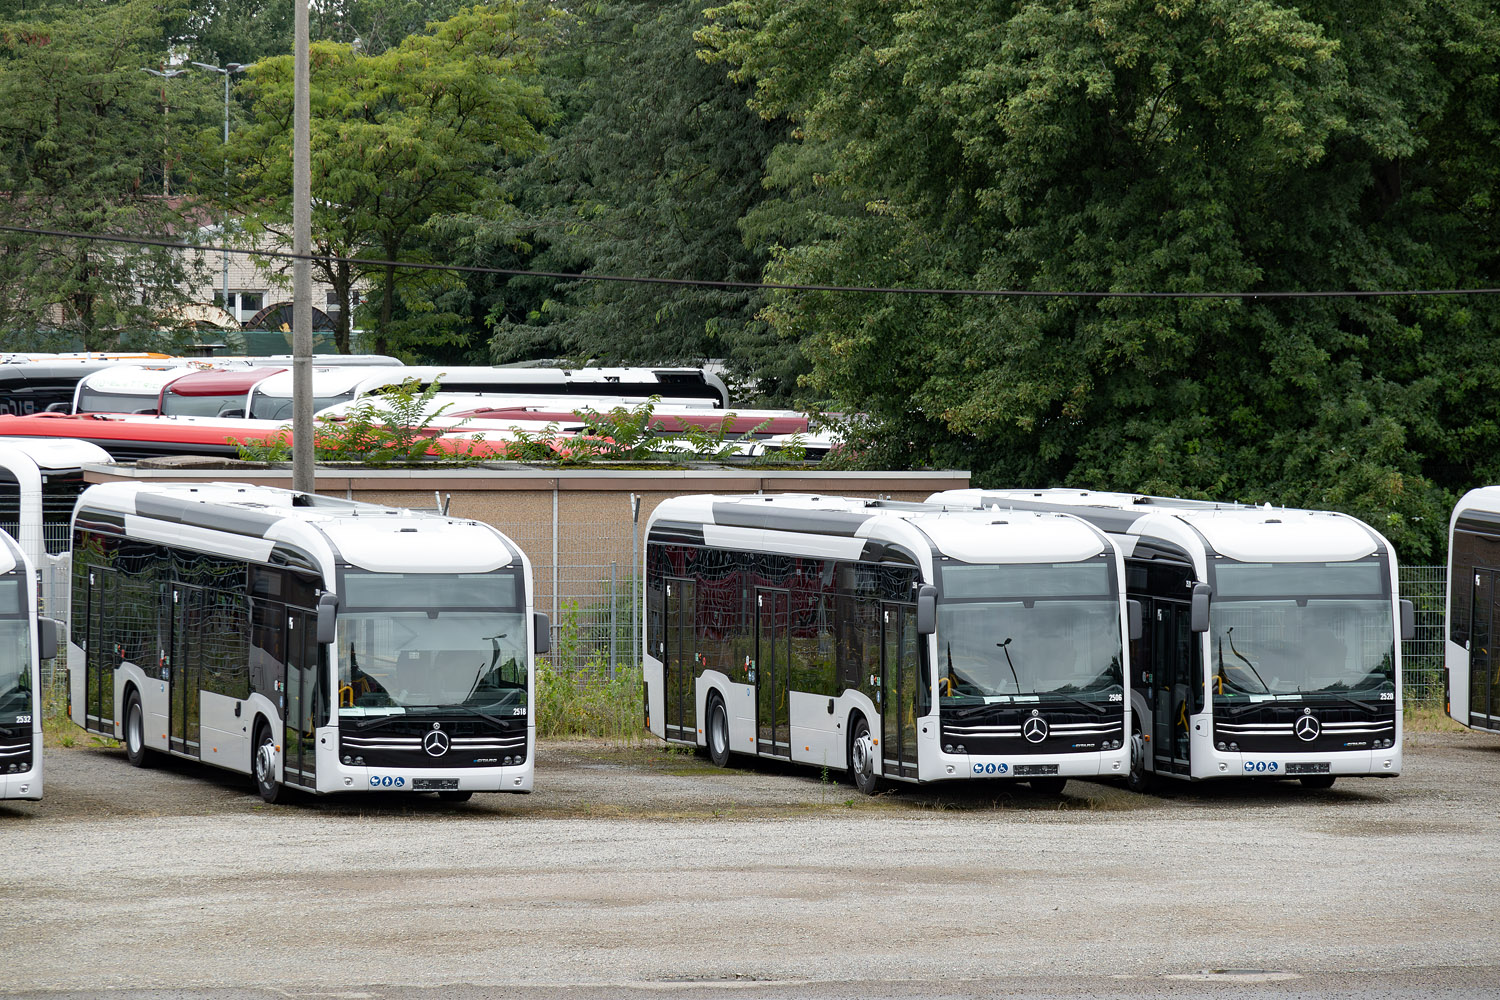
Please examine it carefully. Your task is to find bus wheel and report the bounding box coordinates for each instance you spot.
[849,716,880,796]
[1126,730,1153,794]
[438,790,473,803]
[1029,777,1067,796]
[253,722,281,804]
[706,696,731,768]
[123,689,150,769]
[1300,774,1336,790]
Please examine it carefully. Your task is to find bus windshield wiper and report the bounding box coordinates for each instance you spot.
[1222,628,1272,693]
[1305,689,1381,713]
[1035,690,1112,715]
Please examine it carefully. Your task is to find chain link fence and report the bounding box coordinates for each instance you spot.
[528,546,1450,708]
[1400,565,1445,705]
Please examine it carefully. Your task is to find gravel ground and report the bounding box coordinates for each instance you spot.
[2,727,1499,998]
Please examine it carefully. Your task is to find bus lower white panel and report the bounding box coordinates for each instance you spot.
[316,759,535,794]
[1446,639,1469,720]
[787,691,841,767]
[0,733,41,799]
[199,692,251,773]
[1197,746,1402,779]
[67,641,84,728]
[643,654,665,739]
[925,748,1127,782]
[727,680,756,754]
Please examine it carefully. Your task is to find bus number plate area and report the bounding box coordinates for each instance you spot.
[412,778,461,791]
[1014,764,1060,776]
[1284,762,1331,775]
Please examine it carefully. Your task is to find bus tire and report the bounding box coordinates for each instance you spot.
[438,790,473,803]
[1300,774,1336,790]
[706,695,731,768]
[849,715,880,796]
[1126,729,1153,794]
[253,720,281,804]
[1029,777,1067,796]
[123,688,150,768]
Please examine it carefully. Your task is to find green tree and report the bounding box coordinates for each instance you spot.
[423,0,797,398]
[703,0,1500,557]
[0,0,208,348]
[223,3,560,356]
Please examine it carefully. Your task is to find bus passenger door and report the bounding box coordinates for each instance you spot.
[170,583,204,754]
[755,589,790,757]
[83,566,114,734]
[881,603,919,780]
[284,607,318,788]
[1469,569,1499,729]
[1151,601,1193,776]
[664,577,696,743]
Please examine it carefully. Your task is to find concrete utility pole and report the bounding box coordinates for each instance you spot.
[140,68,187,197]
[292,0,314,494]
[190,61,244,325]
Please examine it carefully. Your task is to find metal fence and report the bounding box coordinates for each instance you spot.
[532,551,1452,707]
[1400,564,1446,705]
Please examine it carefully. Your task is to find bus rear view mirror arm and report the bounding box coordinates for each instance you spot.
[1190,582,1212,633]
[916,585,937,635]
[1400,599,1415,642]
[317,592,338,645]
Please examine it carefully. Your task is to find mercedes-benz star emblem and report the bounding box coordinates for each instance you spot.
[1294,713,1321,742]
[423,729,451,757]
[1022,716,1049,743]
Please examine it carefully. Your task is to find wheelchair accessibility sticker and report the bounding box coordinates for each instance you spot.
[971,762,1009,775]
[369,775,407,788]
[1242,761,1279,773]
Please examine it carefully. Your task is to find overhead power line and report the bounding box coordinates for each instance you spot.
[2,222,1498,300]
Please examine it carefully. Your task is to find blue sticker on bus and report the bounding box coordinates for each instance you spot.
[996,763,1008,775]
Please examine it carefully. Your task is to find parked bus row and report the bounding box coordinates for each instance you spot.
[8,477,1500,809]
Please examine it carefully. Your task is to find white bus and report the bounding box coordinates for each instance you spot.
[643,494,1136,795]
[1445,488,1500,731]
[247,366,731,420]
[931,489,1412,791]
[68,482,548,803]
[0,437,113,619]
[0,528,59,801]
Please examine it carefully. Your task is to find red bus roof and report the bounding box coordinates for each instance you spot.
[162,367,285,396]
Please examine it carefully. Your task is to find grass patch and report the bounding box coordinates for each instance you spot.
[1404,703,1467,733]
[535,602,647,741]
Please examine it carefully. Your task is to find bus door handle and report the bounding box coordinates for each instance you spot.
[826,698,834,715]
[234,702,241,718]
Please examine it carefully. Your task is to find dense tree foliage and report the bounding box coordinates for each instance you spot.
[224,4,560,356]
[0,0,207,349]
[406,0,797,398]
[699,0,1500,556]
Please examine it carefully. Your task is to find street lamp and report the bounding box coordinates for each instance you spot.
[191,61,245,325]
[140,68,188,197]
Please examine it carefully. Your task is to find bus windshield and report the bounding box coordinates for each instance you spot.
[335,570,527,717]
[161,393,242,417]
[1209,559,1395,699]
[936,561,1122,704]
[0,618,32,724]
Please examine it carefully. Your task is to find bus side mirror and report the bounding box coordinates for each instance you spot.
[1400,599,1415,641]
[1190,583,1212,633]
[316,592,338,645]
[44,402,70,413]
[1128,600,1143,642]
[916,585,938,635]
[534,612,551,655]
[37,617,59,660]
